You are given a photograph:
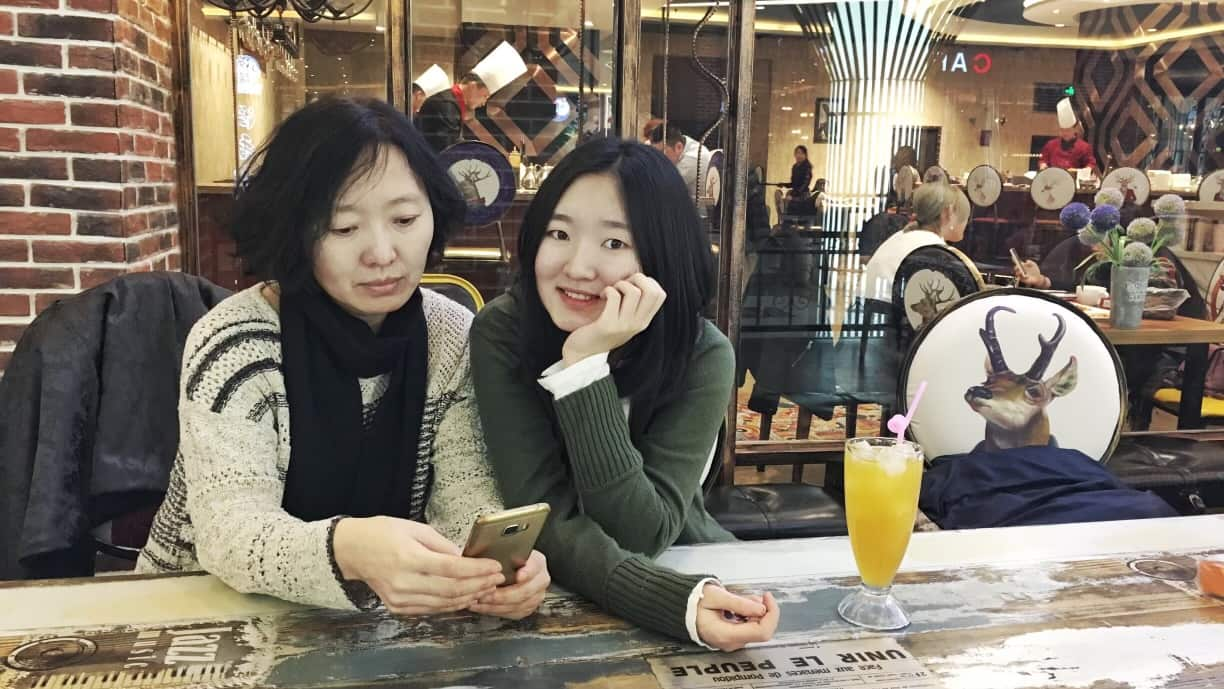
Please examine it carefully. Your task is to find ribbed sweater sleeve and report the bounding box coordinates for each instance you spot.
[469,295,715,642]
[550,332,732,556]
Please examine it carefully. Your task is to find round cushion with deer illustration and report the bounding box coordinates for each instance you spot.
[899,289,1125,462]
[439,140,517,226]
[893,245,985,336]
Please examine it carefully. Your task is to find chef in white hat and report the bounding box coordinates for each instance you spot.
[1038,97,1097,172]
[418,41,528,152]
[411,64,451,116]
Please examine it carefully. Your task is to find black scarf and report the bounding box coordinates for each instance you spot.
[280,287,429,522]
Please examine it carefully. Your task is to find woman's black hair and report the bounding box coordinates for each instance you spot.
[514,137,716,437]
[794,144,808,157]
[230,97,466,294]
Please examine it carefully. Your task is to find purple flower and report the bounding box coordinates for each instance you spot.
[1060,202,1091,231]
[1090,204,1120,231]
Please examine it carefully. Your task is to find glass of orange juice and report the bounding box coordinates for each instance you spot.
[837,436,924,630]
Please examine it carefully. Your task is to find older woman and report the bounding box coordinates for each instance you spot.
[138,98,549,621]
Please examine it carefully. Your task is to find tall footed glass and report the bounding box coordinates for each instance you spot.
[837,437,925,630]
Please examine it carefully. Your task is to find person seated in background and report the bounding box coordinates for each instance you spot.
[470,137,780,652]
[648,122,713,216]
[137,97,550,621]
[862,183,969,300]
[891,145,920,209]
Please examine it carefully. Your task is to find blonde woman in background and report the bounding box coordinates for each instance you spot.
[862,183,969,301]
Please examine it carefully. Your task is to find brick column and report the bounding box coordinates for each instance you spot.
[0,0,180,374]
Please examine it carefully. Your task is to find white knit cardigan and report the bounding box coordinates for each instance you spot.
[136,284,503,609]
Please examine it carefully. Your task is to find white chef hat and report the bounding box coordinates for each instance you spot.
[471,41,528,95]
[413,64,451,99]
[1056,97,1078,129]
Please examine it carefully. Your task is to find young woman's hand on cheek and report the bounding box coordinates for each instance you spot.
[333,517,505,616]
[695,585,780,652]
[468,550,550,620]
[562,273,667,365]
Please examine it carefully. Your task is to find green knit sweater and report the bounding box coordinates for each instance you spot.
[470,293,736,641]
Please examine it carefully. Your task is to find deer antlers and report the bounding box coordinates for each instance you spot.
[979,306,1014,374]
[1025,313,1067,380]
[979,306,1068,380]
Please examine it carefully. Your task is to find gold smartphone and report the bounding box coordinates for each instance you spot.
[462,503,550,585]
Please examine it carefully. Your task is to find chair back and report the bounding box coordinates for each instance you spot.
[421,273,484,314]
[892,244,984,340]
[899,288,1125,462]
[1207,256,1224,322]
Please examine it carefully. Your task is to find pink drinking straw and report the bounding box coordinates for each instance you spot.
[886,380,928,442]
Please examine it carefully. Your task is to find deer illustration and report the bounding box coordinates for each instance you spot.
[909,280,955,330]
[964,306,1078,451]
[453,164,491,208]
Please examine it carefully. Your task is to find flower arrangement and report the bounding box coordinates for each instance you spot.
[1059,191,1185,281]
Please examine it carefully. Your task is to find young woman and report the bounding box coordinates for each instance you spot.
[862,182,969,300]
[138,98,549,621]
[470,138,780,651]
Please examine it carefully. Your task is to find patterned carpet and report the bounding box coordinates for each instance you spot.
[735,376,884,441]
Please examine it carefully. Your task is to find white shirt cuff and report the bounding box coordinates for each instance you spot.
[686,577,719,649]
[537,352,610,400]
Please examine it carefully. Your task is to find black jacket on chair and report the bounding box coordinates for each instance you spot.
[0,272,230,579]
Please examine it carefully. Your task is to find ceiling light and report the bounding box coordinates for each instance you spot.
[375,25,385,32]
[781,106,793,111]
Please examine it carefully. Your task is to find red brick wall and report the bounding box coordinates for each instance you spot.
[0,0,180,374]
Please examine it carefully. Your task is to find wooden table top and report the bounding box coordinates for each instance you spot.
[1,516,1221,689]
[1097,314,1224,346]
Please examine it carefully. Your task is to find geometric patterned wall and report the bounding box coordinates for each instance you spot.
[1074,3,1224,174]
[460,23,609,165]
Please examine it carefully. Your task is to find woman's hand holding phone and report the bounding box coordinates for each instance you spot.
[332,517,505,616]
[468,550,550,620]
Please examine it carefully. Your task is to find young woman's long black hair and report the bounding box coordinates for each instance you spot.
[514,137,716,437]
[230,97,466,295]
